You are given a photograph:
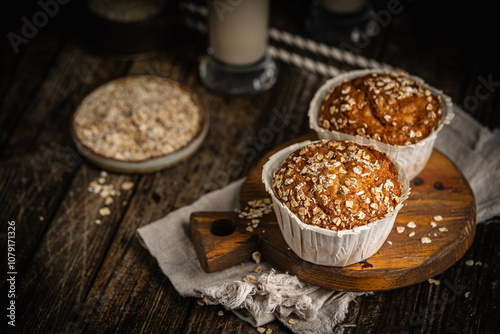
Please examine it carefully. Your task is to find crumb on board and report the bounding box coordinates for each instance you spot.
[252,251,261,264]
[421,237,431,244]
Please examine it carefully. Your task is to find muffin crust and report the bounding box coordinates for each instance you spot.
[272,140,402,231]
[318,72,442,145]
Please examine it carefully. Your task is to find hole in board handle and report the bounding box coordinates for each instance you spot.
[211,219,236,236]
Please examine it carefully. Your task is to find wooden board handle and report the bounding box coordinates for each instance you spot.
[189,212,260,273]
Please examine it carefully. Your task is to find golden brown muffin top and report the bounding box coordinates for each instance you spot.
[272,140,402,231]
[318,72,442,146]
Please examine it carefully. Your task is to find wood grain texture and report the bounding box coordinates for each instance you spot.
[0,0,499,333]
[191,134,475,291]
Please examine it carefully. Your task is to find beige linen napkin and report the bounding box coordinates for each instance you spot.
[136,178,364,333]
[137,105,500,334]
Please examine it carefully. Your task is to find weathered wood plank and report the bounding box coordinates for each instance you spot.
[0,29,64,154]
[0,1,498,333]
[0,37,131,333]
[0,39,128,278]
[68,30,324,333]
[10,164,139,333]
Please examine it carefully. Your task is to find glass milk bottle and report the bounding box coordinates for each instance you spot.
[199,0,277,95]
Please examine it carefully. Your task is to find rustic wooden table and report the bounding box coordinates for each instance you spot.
[1,0,499,333]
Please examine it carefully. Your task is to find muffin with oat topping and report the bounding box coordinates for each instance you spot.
[309,69,454,180]
[318,72,441,146]
[272,140,401,231]
[262,139,410,267]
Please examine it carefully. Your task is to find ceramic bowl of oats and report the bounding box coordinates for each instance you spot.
[71,75,209,173]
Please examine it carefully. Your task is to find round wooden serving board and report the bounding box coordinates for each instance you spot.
[190,134,476,291]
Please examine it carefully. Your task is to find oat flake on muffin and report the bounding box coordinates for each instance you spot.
[318,72,442,146]
[272,140,402,231]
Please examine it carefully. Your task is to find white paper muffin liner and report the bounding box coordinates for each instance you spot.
[262,139,411,267]
[308,68,454,180]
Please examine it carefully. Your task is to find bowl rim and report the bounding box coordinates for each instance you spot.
[70,75,209,168]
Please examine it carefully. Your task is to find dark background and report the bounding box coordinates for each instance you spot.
[0,1,499,334]
[2,0,499,126]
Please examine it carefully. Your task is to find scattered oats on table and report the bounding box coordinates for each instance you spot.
[407,221,417,229]
[396,226,405,233]
[434,215,443,221]
[438,227,448,232]
[430,221,437,228]
[98,207,111,216]
[428,278,440,285]
[386,240,392,245]
[408,231,415,237]
[257,328,266,334]
[121,181,134,191]
[218,310,224,316]
[465,259,474,266]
